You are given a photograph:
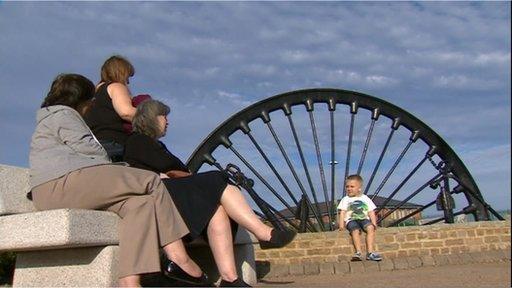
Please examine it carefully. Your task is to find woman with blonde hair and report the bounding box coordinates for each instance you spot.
[84,55,137,160]
[124,99,297,287]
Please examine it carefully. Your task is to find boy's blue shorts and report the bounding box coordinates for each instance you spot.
[346,219,373,233]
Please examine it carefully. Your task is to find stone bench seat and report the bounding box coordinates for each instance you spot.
[0,164,257,287]
[0,209,119,252]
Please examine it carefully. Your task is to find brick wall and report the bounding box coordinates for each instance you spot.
[255,220,511,265]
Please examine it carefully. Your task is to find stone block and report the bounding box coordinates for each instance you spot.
[383,235,396,242]
[334,261,350,274]
[378,259,394,271]
[393,258,408,270]
[484,236,500,243]
[458,253,474,264]
[266,264,289,278]
[467,251,484,263]
[289,264,304,276]
[405,233,418,241]
[400,242,421,249]
[349,261,365,273]
[307,248,331,256]
[419,255,435,267]
[297,241,311,249]
[304,263,320,275]
[445,239,464,246]
[337,254,350,262]
[363,260,380,272]
[0,209,119,252]
[0,165,35,216]
[446,254,462,265]
[319,263,334,275]
[281,249,306,258]
[486,249,506,261]
[433,254,449,266]
[502,248,511,260]
[13,246,118,287]
[477,251,496,263]
[422,240,443,248]
[309,240,327,248]
[406,256,422,269]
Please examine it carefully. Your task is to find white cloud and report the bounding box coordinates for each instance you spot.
[216,91,252,108]
[432,74,502,90]
[0,2,510,212]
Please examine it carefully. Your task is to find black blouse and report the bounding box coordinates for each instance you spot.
[84,83,129,145]
[124,132,188,173]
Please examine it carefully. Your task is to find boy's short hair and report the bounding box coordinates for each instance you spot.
[346,174,364,184]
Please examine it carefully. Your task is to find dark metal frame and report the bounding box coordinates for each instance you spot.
[186,88,502,231]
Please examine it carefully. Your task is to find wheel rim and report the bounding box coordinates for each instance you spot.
[187,88,497,231]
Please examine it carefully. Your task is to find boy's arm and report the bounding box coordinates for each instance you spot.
[368,210,378,230]
[338,210,346,231]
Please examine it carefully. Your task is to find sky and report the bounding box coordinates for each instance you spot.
[0,1,510,213]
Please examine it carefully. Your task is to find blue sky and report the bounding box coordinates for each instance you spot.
[0,2,510,212]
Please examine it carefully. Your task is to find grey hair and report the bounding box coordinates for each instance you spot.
[132,99,170,139]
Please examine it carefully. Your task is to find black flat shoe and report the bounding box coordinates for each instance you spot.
[219,278,251,287]
[162,258,213,286]
[259,229,297,250]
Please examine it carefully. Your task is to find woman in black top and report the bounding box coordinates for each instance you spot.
[84,55,137,160]
[124,99,297,287]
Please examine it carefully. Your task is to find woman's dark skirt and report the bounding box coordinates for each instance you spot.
[162,170,237,240]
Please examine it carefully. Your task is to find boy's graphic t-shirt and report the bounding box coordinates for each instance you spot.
[337,194,377,223]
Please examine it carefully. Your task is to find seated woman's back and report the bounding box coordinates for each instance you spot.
[84,82,128,145]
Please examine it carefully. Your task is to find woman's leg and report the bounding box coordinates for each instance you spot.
[163,239,203,278]
[206,206,238,282]
[118,275,141,287]
[32,165,199,284]
[220,184,272,241]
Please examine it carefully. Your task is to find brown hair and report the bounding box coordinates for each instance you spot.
[346,174,364,185]
[132,99,170,139]
[41,74,95,109]
[100,55,135,84]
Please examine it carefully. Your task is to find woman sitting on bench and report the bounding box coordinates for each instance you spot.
[123,99,296,287]
[29,74,209,287]
[84,55,136,161]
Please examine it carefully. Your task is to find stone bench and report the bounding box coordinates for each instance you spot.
[0,164,257,287]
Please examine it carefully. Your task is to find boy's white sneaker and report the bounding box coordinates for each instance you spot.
[366,252,382,261]
[351,252,363,261]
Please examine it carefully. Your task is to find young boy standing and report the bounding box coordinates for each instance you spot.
[338,174,382,261]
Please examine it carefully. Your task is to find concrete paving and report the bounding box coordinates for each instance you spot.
[256,261,511,287]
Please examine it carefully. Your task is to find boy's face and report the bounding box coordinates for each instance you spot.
[345,179,362,197]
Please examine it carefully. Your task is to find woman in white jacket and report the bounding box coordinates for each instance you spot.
[29,74,209,287]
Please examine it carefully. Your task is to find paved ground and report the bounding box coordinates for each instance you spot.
[256,262,511,287]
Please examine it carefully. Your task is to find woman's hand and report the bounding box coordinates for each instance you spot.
[160,173,170,179]
[166,170,192,179]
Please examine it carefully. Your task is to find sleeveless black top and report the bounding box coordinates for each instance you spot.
[84,83,129,145]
